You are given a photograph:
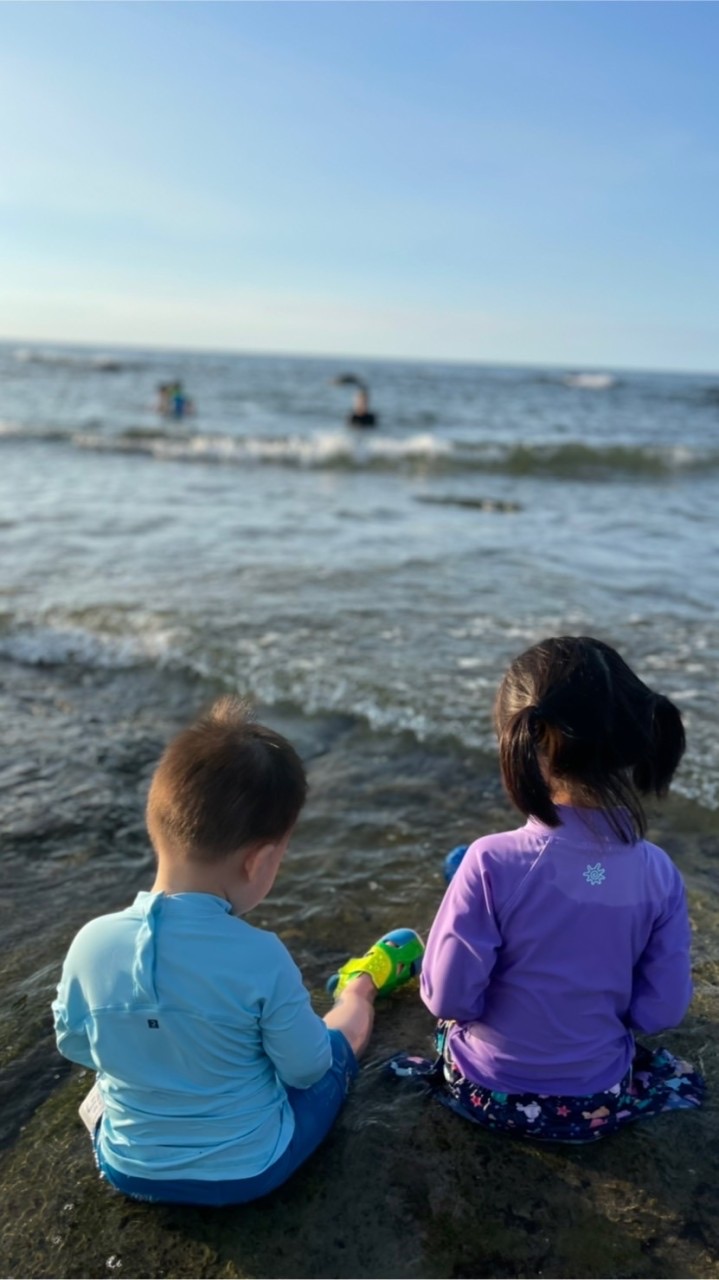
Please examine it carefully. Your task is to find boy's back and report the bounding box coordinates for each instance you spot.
[52,699,409,1206]
[53,889,331,1182]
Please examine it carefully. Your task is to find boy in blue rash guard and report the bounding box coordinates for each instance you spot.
[53,697,423,1206]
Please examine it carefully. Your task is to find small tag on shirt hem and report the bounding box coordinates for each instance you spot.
[79,1081,104,1134]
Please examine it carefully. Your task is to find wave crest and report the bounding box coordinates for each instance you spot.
[2,422,715,478]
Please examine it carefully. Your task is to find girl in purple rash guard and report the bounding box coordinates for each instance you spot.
[389,636,705,1142]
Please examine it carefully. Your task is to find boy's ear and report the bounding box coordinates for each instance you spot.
[241,841,274,881]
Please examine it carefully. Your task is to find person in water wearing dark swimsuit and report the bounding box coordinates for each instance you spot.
[331,374,377,428]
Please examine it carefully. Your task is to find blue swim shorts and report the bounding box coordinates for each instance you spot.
[95,1029,358,1206]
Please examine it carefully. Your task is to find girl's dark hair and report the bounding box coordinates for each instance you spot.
[147,696,307,861]
[494,636,685,842]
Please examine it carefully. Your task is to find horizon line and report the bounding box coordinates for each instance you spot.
[0,333,715,380]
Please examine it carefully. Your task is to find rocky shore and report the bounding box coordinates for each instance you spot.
[1,658,717,1279]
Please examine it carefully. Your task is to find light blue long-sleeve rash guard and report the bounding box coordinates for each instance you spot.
[53,891,332,1182]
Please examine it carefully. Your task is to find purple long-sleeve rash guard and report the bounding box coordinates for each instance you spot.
[420,806,693,1095]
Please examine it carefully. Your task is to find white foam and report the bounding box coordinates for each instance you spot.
[563,372,616,390]
[73,428,452,469]
[364,432,451,460]
[0,622,178,670]
[72,432,128,452]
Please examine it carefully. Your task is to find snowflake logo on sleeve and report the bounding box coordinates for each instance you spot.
[583,862,606,887]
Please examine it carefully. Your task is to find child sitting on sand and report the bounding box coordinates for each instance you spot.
[53,698,423,1205]
[390,635,704,1140]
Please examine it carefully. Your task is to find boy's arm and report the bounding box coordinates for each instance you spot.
[420,845,502,1022]
[629,871,693,1034]
[52,989,95,1069]
[260,944,333,1089]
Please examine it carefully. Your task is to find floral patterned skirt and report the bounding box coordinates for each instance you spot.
[386,1022,705,1143]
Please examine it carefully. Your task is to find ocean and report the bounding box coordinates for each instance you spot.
[1,341,718,1277]
[2,342,718,804]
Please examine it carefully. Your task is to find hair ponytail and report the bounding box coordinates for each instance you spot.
[499,706,558,829]
[494,635,687,843]
[633,693,686,796]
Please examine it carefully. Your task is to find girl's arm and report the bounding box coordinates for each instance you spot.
[420,846,502,1022]
[629,870,693,1034]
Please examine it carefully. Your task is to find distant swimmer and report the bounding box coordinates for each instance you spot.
[155,383,171,415]
[156,380,195,420]
[331,374,377,428]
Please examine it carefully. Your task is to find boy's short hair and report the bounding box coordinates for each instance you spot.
[146,697,307,861]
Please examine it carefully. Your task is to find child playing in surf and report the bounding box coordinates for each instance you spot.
[53,698,423,1205]
[390,635,704,1141]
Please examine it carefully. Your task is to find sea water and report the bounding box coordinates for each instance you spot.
[1,342,718,805]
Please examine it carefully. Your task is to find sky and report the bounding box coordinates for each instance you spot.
[0,2,717,372]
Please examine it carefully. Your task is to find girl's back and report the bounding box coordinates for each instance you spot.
[394,635,703,1141]
[421,805,691,1095]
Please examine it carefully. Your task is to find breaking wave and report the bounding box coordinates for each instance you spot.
[2,422,714,479]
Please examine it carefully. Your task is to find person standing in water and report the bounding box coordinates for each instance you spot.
[331,374,377,428]
[156,381,195,420]
[155,383,171,416]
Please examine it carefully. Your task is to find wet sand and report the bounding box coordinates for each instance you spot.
[1,658,717,1279]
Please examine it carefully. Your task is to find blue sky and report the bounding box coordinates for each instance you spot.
[0,2,717,370]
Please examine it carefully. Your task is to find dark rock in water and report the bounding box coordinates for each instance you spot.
[416,494,522,513]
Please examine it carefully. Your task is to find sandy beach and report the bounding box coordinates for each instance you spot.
[1,657,717,1279]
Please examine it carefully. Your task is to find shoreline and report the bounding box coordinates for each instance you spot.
[1,657,717,1278]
